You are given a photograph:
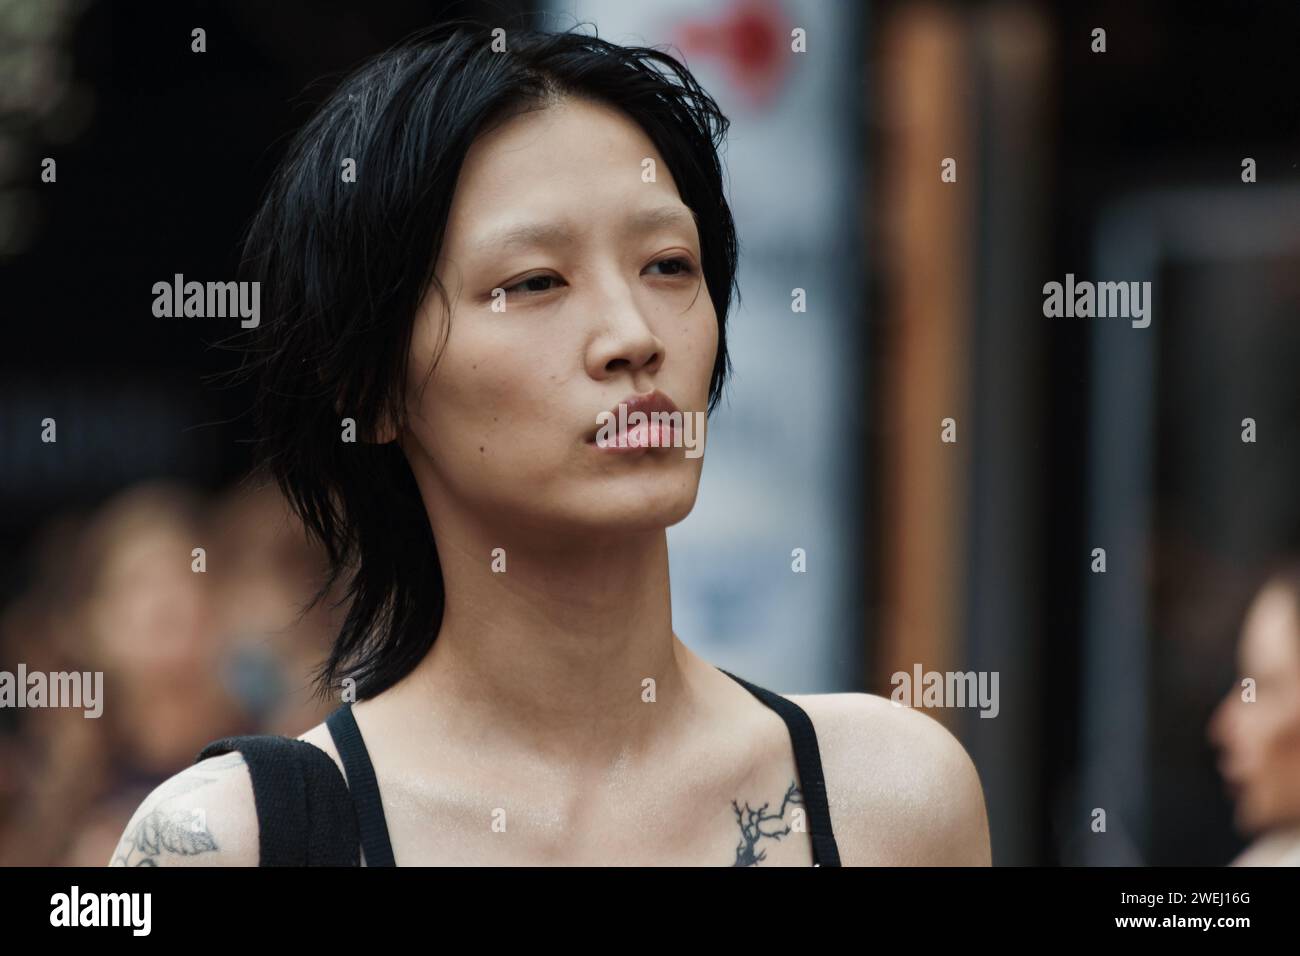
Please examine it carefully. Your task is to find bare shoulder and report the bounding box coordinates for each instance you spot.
[788,692,992,866]
[107,752,259,867]
[295,721,345,779]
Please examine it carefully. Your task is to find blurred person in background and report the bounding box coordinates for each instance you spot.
[54,482,247,864]
[205,481,343,738]
[1208,562,1300,866]
[0,515,103,866]
[0,472,345,864]
[60,480,340,864]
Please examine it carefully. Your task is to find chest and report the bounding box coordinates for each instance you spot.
[368,747,816,866]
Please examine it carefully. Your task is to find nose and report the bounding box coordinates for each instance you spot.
[1208,691,1235,749]
[584,279,665,383]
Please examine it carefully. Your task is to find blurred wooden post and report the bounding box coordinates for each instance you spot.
[874,4,974,720]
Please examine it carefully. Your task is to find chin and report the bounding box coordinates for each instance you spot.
[565,481,701,534]
[1234,798,1271,837]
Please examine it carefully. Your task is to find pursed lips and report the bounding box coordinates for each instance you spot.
[585,389,681,445]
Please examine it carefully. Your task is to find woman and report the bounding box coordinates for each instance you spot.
[1208,563,1300,866]
[109,22,990,867]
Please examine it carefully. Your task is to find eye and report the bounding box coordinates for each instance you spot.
[644,256,697,278]
[501,272,565,297]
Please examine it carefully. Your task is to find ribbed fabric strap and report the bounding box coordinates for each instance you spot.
[716,668,843,867]
[325,703,397,867]
[194,735,359,866]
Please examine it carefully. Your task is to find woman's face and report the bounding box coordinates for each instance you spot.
[1209,584,1300,833]
[400,95,718,540]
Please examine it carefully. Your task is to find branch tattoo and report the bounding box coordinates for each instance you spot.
[732,780,803,866]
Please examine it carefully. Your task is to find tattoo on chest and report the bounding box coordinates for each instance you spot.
[732,780,803,866]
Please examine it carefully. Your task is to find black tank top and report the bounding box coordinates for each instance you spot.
[194,666,842,867]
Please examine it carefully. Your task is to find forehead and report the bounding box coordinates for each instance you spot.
[1242,586,1300,671]
[445,96,684,234]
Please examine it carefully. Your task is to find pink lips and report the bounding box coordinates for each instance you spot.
[587,389,681,453]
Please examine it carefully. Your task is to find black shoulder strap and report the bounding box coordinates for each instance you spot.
[325,703,397,867]
[716,668,842,867]
[194,734,359,866]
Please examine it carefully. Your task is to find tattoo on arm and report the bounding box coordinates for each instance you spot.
[732,780,802,866]
[109,752,245,866]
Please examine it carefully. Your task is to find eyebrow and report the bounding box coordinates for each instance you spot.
[473,205,699,254]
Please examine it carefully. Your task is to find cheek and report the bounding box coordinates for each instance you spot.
[672,303,718,398]
[1261,698,1300,759]
[406,319,575,481]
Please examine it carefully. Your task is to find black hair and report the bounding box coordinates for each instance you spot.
[239,20,739,701]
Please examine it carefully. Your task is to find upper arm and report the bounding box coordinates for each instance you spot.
[107,752,260,867]
[800,692,992,866]
[892,701,992,865]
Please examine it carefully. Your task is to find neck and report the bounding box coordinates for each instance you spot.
[399,506,703,768]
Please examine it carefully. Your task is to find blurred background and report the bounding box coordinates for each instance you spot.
[2,0,1299,866]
